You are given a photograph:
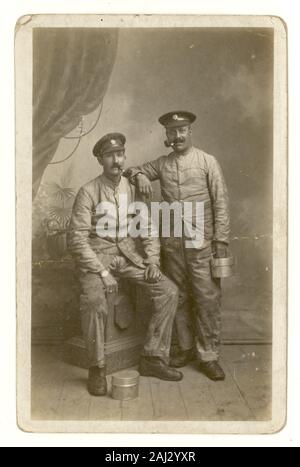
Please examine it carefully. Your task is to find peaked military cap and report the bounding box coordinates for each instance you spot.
[93,132,126,157]
[158,111,196,128]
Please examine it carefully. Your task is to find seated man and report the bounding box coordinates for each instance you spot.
[68,132,182,396]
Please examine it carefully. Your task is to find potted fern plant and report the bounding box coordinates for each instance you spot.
[43,181,76,259]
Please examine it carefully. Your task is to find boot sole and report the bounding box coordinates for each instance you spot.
[88,390,107,396]
[201,372,225,381]
[139,368,183,382]
[169,360,193,368]
[87,385,108,396]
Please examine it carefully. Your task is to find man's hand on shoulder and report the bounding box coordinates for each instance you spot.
[136,173,153,199]
[144,264,162,283]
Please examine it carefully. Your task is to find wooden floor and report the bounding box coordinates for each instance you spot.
[31,344,272,421]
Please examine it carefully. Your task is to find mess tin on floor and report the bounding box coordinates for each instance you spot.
[111,370,140,400]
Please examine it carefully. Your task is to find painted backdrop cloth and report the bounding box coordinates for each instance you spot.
[33,28,118,197]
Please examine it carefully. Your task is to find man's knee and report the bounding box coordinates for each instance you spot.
[192,287,221,313]
[162,276,179,303]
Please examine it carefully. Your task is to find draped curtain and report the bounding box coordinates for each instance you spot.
[33,28,119,197]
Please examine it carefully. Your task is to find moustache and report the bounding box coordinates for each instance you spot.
[112,163,123,169]
[164,137,186,148]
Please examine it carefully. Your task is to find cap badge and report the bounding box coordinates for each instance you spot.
[110,139,117,145]
[172,114,185,121]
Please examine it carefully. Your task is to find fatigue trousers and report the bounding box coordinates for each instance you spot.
[79,256,178,368]
[162,240,221,362]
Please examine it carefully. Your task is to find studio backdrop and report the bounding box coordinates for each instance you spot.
[32,27,273,344]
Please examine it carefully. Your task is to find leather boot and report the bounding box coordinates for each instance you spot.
[169,348,194,368]
[198,361,225,381]
[139,356,183,381]
[87,365,107,396]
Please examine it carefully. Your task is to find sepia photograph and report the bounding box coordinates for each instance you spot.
[15,14,287,433]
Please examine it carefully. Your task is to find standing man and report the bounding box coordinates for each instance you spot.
[124,112,230,381]
[68,132,182,396]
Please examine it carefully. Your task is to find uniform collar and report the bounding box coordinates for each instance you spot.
[171,146,194,158]
[100,173,123,189]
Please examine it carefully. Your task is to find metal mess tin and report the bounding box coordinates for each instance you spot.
[211,256,234,278]
[111,370,140,400]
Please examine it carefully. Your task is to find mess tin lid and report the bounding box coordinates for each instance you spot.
[112,370,140,386]
[211,256,234,267]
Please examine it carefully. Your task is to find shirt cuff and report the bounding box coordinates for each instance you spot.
[212,239,229,245]
[143,257,160,267]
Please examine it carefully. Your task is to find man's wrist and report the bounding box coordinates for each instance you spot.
[99,269,109,278]
[144,258,160,268]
